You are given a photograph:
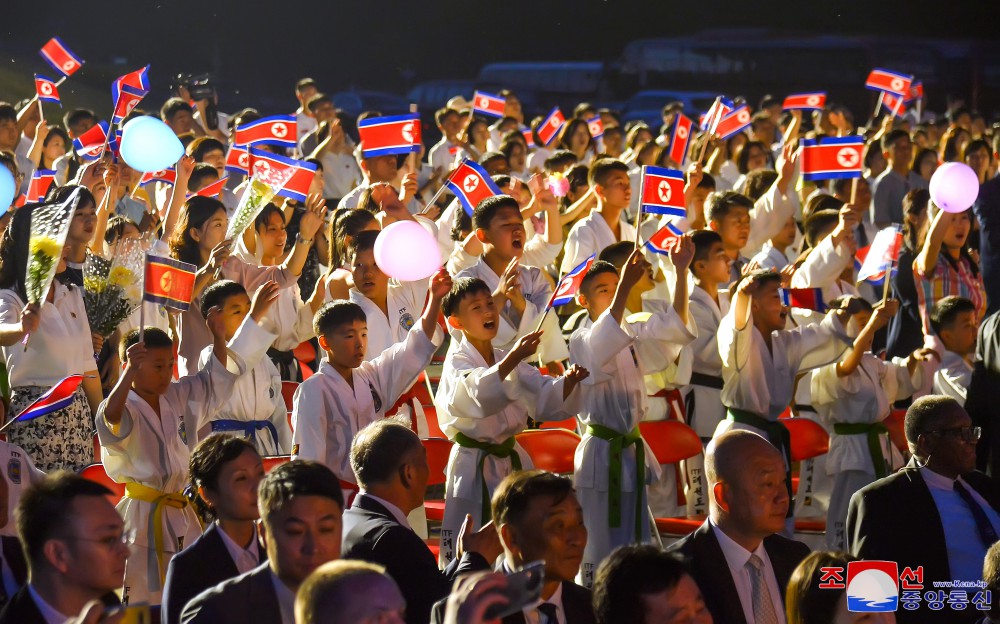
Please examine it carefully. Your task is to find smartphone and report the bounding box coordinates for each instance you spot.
[484,560,546,620]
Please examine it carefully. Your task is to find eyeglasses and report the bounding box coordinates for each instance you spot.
[926,426,981,442]
[57,528,136,549]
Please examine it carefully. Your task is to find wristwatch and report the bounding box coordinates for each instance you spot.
[296,233,313,245]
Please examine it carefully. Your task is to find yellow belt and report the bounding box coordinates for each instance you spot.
[124,482,188,583]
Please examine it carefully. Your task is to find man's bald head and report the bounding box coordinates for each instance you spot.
[706,430,782,486]
[295,560,405,624]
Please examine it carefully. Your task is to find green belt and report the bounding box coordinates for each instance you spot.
[452,432,522,521]
[585,423,645,543]
[833,422,890,479]
[727,407,794,517]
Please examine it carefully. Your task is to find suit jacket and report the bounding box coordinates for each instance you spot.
[847,462,1000,624]
[666,520,810,624]
[0,586,119,624]
[429,580,595,624]
[341,494,490,624]
[162,523,267,624]
[180,563,282,624]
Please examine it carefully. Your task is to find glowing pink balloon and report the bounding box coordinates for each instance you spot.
[929,162,980,213]
[373,220,442,281]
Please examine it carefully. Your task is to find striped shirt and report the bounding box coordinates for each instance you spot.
[914,252,986,336]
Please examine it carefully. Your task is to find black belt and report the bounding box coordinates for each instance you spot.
[267,347,295,364]
[689,372,724,390]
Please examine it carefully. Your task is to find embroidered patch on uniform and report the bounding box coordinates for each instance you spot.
[178,421,187,445]
[369,383,383,412]
[269,386,275,399]
[7,458,21,484]
[291,444,299,456]
[399,312,415,331]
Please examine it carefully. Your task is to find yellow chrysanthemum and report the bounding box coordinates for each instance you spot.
[108,266,136,287]
[29,236,61,259]
[84,276,108,293]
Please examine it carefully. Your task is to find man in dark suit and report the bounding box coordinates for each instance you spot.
[848,395,1000,624]
[341,419,500,624]
[668,430,810,624]
[0,472,124,624]
[181,460,344,624]
[432,469,596,624]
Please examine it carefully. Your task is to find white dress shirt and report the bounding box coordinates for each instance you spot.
[270,569,296,624]
[360,492,412,530]
[216,523,260,575]
[710,519,786,624]
[522,582,565,624]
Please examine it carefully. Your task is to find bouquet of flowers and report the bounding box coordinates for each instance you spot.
[82,237,145,337]
[25,188,80,306]
[226,164,296,241]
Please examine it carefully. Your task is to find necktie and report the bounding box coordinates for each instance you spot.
[746,554,780,624]
[954,480,999,547]
[856,223,869,248]
[537,602,559,624]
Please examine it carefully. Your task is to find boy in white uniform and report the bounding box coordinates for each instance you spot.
[811,297,930,550]
[929,296,977,405]
[291,269,450,484]
[561,159,637,275]
[570,244,696,588]
[435,276,588,564]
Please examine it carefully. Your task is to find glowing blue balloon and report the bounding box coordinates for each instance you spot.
[0,166,14,209]
[119,116,184,173]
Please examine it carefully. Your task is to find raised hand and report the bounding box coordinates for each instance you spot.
[298,194,327,240]
[205,305,227,341]
[561,364,590,398]
[509,330,543,362]
[429,267,453,300]
[620,248,652,294]
[249,280,281,323]
[206,239,233,273]
[124,340,148,371]
[19,303,40,336]
[669,233,695,271]
[870,299,899,330]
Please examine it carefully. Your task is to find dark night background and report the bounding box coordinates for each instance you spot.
[2,0,996,124]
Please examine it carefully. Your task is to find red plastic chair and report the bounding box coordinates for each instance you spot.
[783,418,830,533]
[280,381,298,413]
[422,405,447,440]
[515,429,581,475]
[260,455,359,505]
[422,438,454,523]
[79,463,125,506]
[885,409,908,455]
[538,417,578,432]
[293,341,316,365]
[639,420,707,537]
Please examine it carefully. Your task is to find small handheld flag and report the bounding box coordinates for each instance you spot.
[111,66,150,125]
[536,107,565,146]
[639,166,686,217]
[72,121,109,161]
[782,92,826,111]
[26,170,56,203]
[357,113,421,158]
[865,68,913,97]
[144,254,197,311]
[881,92,906,118]
[548,255,596,308]
[225,145,250,176]
[586,116,604,139]
[700,97,734,137]
[2,374,84,432]
[472,90,506,118]
[666,113,692,166]
[645,222,685,256]
[521,128,536,149]
[39,37,84,77]
[34,75,61,105]
[233,115,297,149]
[906,81,924,103]
[856,226,903,283]
[247,148,317,202]
[139,168,176,186]
[444,159,503,216]
[188,177,228,199]
[779,288,826,312]
[714,105,751,141]
[799,136,864,181]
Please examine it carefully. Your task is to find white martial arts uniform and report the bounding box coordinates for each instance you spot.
[570,306,694,588]
[560,211,636,276]
[751,242,791,272]
[933,350,973,405]
[434,337,580,564]
[742,182,800,259]
[811,353,919,550]
[0,441,45,537]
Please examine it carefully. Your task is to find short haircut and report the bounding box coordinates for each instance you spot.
[692,170,716,191]
[254,203,284,232]
[759,94,780,110]
[307,93,333,114]
[187,136,227,162]
[63,108,96,131]
[579,260,619,297]
[473,194,520,231]
[744,169,778,202]
[442,276,492,318]
[803,193,843,222]
[964,138,993,162]
[592,545,694,624]
[16,472,113,566]
[588,158,629,187]
[295,560,389,624]
[161,97,194,122]
[200,279,248,319]
[803,209,841,249]
[706,191,753,223]
[350,417,421,488]
[314,301,367,337]
[690,229,723,268]
[258,460,344,527]
[189,433,258,521]
[296,78,317,93]
[478,151,508,169]
[930,296,976,336]
[188,163,220,191]
[0,104,16,124]
[104,215,138,246]
[434,107,459,127]
[730,270,782,308]
[904,395,965,447]
[881,129,910,152]
[120,327,172,361]
[348,229,379,262]
[491,470,575,528]
[543,150,578,173]
[598,241,634,270]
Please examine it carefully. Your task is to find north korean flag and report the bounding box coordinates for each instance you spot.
[700,97,734,136]
[782,92,826,111]
[11,374,84,424]
[444,158,503,217]
[521,128,536,149]
[906,81,924,103]
[799,136,864,181]
[107,128,123,161]
[188,176,228,199]
[26,170,56,203]
[645,222,685,256]
[865,68,913,97]
[72,121,109,161]
[881,92,907,118]
[34,75,61,105]
[587,116,604,139]
[536,107,566,147]
[856,226,903,283]
[472,90,506,118]
[548,255,595,308]
[357,113,421,158]
[248,147,317,202]
[666,113,692,167]
[779,288,826,312]
[144,254,197,311]
[112,66,150,124]
[715,105,751,141]
[139,167,176,186]
[233,115,297,149]
[639,166,686,217]
[39,37,84,77]
[225,145,251,176]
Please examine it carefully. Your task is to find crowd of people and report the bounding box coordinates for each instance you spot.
[0,68,998,624]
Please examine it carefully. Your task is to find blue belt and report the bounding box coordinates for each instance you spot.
[211,419,279,448]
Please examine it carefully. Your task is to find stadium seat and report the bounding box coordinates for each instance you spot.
[422,404,446,440]
[80,463,125,505]
[538,416,578,432]
[640,420,707,536]
[422,438,453,523]
[784,417,830,533]
[885,408,908,455]
[515,429,580,475]
[280,381,298,413]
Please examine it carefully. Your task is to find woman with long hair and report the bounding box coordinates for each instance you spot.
[786,551,895,624]
[887,189,932,358]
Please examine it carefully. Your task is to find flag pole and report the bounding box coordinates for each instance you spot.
[533,307,549,334]
[420,180,449,215]
[37,99,44,123]
[867,92,885,132]
[139,252,147,344]
[697,96,721,165]
[634,167,647,250]
[881,257,893,303]
[850,177,859,205]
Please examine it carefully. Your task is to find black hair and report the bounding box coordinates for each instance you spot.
[803,209,842,249]
[802,193,843,222]
[328,209,377,273]
[690,229,724,269]
[579,260,619,297]
[735,140,770,174]
[63,108,96,132]
[187,137,227,163]
[881,129,910,152]
[16,472,113,567]
[350,417,421,488]
[930,296,977,336]
[450,202,473,242]
[597,241,634,270]
[543,150,578,173]
[120,327,173,361]
[902,188,930,251]
[592,545,695,624]
[744,169,778,202]
[160,97,194,122]
[691,170,716,191]
[442,277,492,318]
[434,107,459,127]
[168,196,228,266]
[314,300,367,337]
[306,93,333,114]
[254,203,284,233]
[258,460,344,527]
[964,138,993,162]
[103,215,138,246]
[473,194,520,231]
[188,434,259,522]
[348,229,379,263]
[491,470,574,528]
[706,191,753,223]
[588,157,629,187]
[732,269,782,297]
[188,163,220,192]
[0,104,16,124]
[200,280,248,319]
[904,395,965,449]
